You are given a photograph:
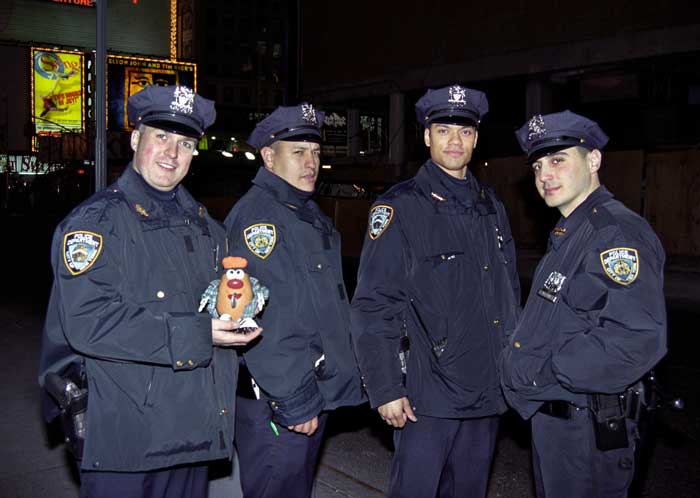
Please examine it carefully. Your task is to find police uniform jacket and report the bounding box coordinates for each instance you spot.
[500,186,667,419]
[224,167,364,426]
[38,165,236,472]
[351,161,521,418]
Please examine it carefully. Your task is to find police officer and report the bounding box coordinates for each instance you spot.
[38,85,260,498]
[224,103,365,498]
[500,111,667,498]
[351,85,521,498]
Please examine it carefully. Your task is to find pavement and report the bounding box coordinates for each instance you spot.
[0,234,698,497]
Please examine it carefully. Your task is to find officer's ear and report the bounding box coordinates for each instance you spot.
[423,127,431,148]
[473,129,479,149]
[260,146,276,170]
[130,129,141,153]
[587,149,602,174]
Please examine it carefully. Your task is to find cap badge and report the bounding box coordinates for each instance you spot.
[170,86,195,115]
[301,103,317,125]
[527,114,547,141]
[447,85,467,106]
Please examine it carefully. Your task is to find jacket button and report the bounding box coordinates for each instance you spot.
[156,291,165,299]
[316,263,323,270]
[493,319,500,326]
[270,401,278,410]
[514,341,521,349]
[483,265,490,271]
[220,408,228,415]
[93,461,100,468]
[176,360,184,367]
[187,360,194,366]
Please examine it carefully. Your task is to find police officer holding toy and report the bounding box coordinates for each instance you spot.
[38,85,260,498]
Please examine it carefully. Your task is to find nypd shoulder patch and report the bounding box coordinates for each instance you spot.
[599,247,639,285]
[244,223,277,259]
[63,231,103,276]
[368,205,394,240]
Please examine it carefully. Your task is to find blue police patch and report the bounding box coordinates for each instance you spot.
[368,205,394,240]
[63,231,103,276]
[244,223,277,259]
[600,247,639,285]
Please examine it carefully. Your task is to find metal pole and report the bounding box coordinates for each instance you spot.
[94,0,107,191]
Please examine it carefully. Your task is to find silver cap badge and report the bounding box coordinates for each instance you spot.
[527,114,546,141]
[301,103,317,125]
[169,86,195,115]
[447,85,467,106]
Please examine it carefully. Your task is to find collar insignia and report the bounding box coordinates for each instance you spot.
[198,206,205,218]
[135,204,149,217]
[63,231,103,276]
[527,114,547,141]
[170,86,195,114]
[368,205,394,240]
[244,223,277,259]
[430,192,446,202]
[537,271,567,303]
[301,103,317,125]
[600,247,639,285]
[552,227,566,236]
[447,85,467,106]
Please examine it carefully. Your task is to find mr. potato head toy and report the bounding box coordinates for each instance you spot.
[199,256,269,331]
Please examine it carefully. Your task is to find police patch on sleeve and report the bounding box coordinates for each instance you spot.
[600,247,639,285]
[368,205,394,240]
[244,223,277,259]
[63,231,103,276]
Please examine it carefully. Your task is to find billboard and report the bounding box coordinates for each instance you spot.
[107,55,197,131]
[31,48,84,136]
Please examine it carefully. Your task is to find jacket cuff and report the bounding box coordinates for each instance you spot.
[367,383,408,410]
[167,312,212,370]
[267,374,324,426]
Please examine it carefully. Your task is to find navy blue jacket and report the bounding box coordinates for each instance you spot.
[38,166,237,471]
[351,162,521,418]
[500,186,667,419]
[224,168,365,426]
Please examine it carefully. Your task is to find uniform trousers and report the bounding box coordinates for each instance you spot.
[532,408,637,498]
[389,414,499,498]
[79,464,208,498]
[235,395,328,498]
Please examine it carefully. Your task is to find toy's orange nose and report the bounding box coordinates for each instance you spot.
[227,279,244,289]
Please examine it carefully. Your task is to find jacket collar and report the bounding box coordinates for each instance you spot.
[414,160,494,215]
[548,185,614,249]
[116,164,207,229]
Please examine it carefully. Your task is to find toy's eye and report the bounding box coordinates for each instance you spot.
[226,269,244,279]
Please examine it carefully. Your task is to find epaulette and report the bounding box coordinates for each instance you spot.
[378,178,416,201]
[587,203,617,231]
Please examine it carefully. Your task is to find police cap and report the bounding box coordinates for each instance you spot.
[127,85,215,138]
[415,85,488,128]
[515,110,609,163]
[247,103,325,149]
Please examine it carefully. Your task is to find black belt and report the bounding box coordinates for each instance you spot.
[538,400,584,419]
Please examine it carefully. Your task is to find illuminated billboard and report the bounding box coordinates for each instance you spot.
[107,55,197,131]
[31,48,85,135]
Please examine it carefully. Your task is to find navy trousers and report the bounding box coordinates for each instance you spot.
[388,414,499,498]
[235,396,327,498]
[531,408,637,498]
[79,464,208,498]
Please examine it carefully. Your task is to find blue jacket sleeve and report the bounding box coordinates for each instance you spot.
[225,214,324,426]
[49,209,213,373]
[549,231,667,394]
[350,204,410,409]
